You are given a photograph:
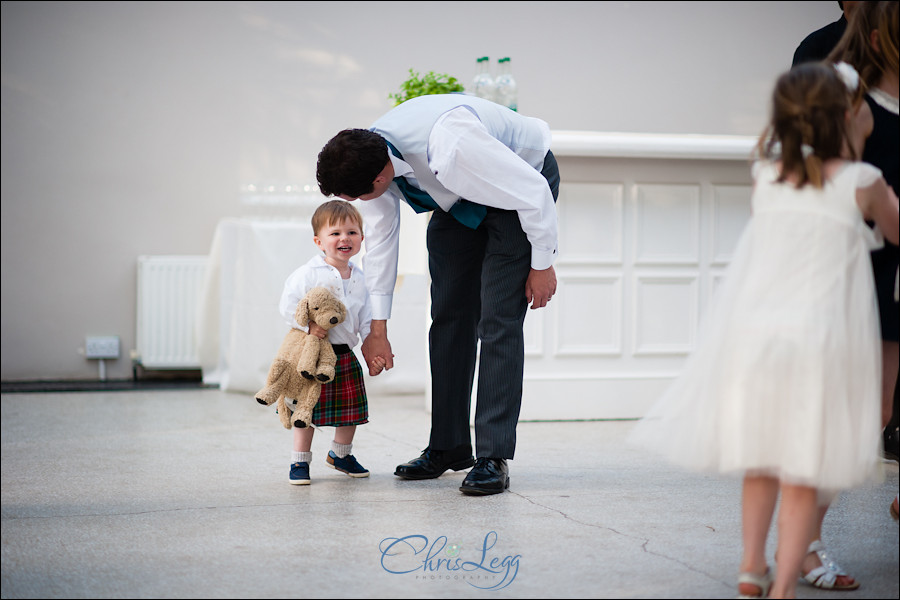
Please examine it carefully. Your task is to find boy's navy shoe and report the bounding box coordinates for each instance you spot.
[326,451,369,478]
[289,461,310,485]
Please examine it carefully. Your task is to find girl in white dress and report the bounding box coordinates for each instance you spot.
[629,61,899,599]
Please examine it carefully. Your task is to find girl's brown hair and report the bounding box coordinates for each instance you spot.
[757,62,855,188]
[827,1,899,104]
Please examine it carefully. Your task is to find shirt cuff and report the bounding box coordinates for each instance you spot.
[369,293,393,321]
[531,246,557,271]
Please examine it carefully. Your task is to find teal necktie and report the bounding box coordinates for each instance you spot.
[384,140,487,229]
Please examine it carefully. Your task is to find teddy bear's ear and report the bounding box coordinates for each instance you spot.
[297,298,309,327]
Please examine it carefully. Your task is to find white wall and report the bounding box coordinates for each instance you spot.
[0,1,839,381]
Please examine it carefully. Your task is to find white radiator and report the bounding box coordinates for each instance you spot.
[136,255,208,369]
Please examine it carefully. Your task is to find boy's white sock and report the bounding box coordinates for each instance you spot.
[292,451,312,464]
[331,441,352,458]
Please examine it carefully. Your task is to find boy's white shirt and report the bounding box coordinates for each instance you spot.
[278,254,373,347]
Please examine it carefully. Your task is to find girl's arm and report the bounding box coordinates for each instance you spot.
[857,177,900,245]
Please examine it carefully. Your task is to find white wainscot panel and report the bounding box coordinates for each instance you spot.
[633,184,700,264]
[557,183,623,264]
[633,274,698,355]
[709,271,731,308]
[520,375,673,420]
[523,305,543,357]
[554,275,622,357]
[711,184,752,264]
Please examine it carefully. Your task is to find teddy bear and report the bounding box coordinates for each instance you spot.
[255,286,347,429]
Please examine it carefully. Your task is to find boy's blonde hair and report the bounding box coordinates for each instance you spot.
[311,200,364,235]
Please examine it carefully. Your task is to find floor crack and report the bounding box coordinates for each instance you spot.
[509,490,732,589]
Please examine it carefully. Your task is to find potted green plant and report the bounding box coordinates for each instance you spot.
[389,68,465,106]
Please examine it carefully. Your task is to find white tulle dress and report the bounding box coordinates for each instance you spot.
[629,160,885,492]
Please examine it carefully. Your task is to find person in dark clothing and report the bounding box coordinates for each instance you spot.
[792,2,861,66]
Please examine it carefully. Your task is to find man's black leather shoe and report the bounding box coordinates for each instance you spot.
[394,444,475,480]
[459,457,509,495]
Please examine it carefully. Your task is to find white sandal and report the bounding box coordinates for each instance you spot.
[737,568,773,598]
[802,540,860,590]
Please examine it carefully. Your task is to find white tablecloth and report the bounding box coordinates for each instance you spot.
[197,217,428,395]
[197,217,319,393]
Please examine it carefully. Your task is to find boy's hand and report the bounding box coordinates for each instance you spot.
[368,355,390,376]
[307,322,327,339]
[362,320,394,372]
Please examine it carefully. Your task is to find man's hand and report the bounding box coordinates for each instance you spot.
[525,266,557,310]
[362,320,395,376]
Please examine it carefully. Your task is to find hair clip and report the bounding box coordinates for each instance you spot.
[833,61,859,92]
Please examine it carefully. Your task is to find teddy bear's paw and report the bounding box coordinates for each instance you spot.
[300,370,316,380]
[255,390,277,405]
[293,417,309,428]
[316,373,332,382]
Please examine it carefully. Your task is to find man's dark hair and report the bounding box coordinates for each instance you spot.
[316,129,389,198]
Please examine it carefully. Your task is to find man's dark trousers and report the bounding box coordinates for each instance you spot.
[425,152,560,459]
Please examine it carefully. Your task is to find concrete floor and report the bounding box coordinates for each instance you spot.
[1,388,897,599]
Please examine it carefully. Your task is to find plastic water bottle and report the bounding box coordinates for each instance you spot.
[494,57,518,111]
[472,56,495,102]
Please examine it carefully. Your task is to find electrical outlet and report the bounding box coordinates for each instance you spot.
[85,336,120,359]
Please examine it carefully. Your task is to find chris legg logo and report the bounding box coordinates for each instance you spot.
[379,531,520,590]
